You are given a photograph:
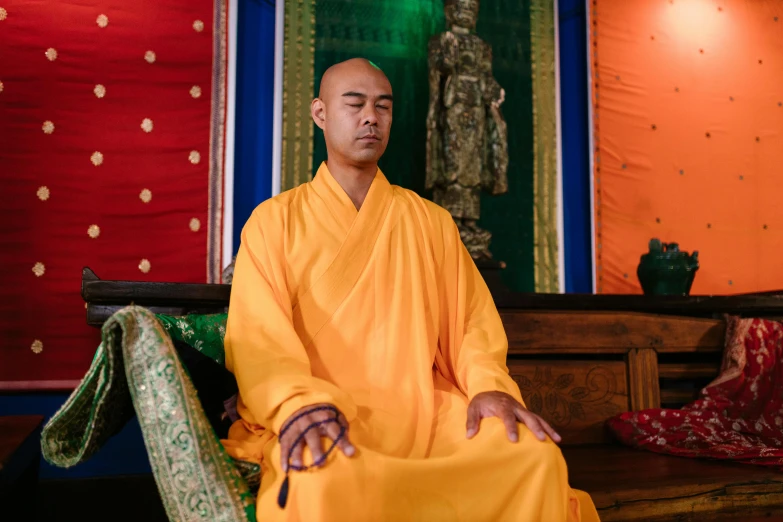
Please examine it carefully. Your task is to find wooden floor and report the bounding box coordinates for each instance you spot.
[564,445,783,521]
[27,447,783,521]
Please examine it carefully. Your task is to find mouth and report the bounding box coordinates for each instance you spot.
[359,135,381,142]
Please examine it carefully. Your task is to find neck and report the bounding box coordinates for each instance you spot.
[325,158,377,210]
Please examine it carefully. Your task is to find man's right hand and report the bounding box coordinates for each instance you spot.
[278,403,356,471]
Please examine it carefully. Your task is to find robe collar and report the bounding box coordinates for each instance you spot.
[294,162,394,348]
[311,161,390,229]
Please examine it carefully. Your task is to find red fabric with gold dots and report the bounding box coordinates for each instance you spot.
[0,1,227,386]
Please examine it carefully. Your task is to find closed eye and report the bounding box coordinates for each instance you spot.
[348,103,363,108]
[376,105,390,110]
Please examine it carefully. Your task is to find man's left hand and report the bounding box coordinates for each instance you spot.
[466,391,561,443]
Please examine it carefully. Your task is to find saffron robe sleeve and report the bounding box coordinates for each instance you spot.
[433,213,525,404]
[224,209,358,434]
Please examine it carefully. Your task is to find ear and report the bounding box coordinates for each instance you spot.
[311,98,326,130]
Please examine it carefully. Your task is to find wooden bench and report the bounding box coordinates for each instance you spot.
[80,268,783,521]
[504,309,783,520]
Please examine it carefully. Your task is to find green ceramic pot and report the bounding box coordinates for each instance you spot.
[637,239,699,296]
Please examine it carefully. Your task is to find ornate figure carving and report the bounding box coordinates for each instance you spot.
[426,0,509,260]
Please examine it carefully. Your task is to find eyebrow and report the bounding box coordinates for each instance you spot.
[342,91,394,102]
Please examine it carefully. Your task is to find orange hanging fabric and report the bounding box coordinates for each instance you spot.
[592,0,783,294]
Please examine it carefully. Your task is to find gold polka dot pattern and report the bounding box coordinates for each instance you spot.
[139,259,151,273]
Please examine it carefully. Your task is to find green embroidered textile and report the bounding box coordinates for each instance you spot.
[41,306,257,522]
[157,312,228,366]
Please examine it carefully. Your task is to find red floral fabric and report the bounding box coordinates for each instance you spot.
[608,316,783,467]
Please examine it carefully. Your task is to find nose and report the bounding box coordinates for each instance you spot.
[361,105,378,126]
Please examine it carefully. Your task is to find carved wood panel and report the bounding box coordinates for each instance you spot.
[508,360,629,444]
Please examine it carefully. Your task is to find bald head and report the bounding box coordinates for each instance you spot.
[312,58,394,169]
[318,58,391,99]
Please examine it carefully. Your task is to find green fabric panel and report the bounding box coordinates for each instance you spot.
[312,0,535,291]
[475,0,535,292]
[156,313,228,365]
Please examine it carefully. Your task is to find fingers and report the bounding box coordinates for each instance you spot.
[279,418,299,471]
[516,408,547,442]
[323,417,355,458]
[537,416,562,444]
[289,438,304,470]
[515,407,562,443]
[501,411,519,442]
[304,425,325,466]
[280,408,355,472]
[279,435,291,472]
[465,403,481,439]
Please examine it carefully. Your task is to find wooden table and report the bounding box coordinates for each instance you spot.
[0,415,44,519]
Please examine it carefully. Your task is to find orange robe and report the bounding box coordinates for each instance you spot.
[223,163,599,521]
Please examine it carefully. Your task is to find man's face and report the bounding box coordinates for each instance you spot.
[313,65,393,167]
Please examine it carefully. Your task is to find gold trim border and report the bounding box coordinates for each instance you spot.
[530,0,560,293]
[207,0,228,283]
[281,0,316,191]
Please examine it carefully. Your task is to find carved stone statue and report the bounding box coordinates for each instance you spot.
[426,0,509,261]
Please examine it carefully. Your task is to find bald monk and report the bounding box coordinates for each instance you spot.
[222,58,600,521]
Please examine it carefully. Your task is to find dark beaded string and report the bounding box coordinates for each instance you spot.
[277,405,346,508]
